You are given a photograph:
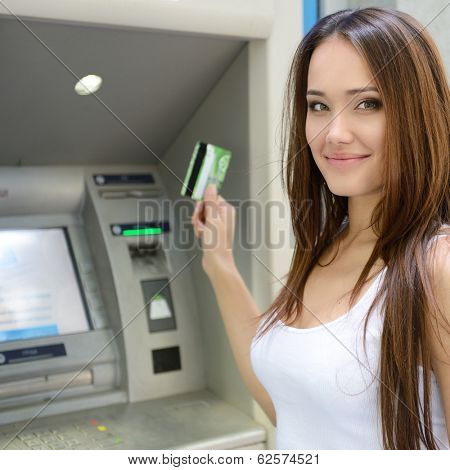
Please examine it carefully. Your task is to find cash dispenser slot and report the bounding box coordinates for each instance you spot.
[99,188,163,199]
[0,370,93,400]
[94,172,161,199]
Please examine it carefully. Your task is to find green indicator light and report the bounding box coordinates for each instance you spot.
[122,228,162,236]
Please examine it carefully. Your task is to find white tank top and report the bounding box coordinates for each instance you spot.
[250,227,450,450]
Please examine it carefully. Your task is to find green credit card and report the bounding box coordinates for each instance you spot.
[180,141,232,200]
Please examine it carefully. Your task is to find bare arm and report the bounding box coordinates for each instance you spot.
[208,262,276,427]
[191,184,276,426]
[427,234,450,446]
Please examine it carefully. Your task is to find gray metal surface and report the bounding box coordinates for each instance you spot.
[0,389,267,450]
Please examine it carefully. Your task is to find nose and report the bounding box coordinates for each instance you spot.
[325,114,353,145]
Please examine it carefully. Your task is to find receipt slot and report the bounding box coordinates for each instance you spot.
[141,279,176,332]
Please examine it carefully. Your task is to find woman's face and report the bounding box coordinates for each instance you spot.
[305,37,386,197]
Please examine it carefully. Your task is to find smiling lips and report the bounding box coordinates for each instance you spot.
[326,153,370,160]
[325,154,371,168]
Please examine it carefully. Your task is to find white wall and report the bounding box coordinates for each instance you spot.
[397,0,449,74]
[320,0,449,74]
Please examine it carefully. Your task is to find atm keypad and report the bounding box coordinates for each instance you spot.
[0,419,124,450]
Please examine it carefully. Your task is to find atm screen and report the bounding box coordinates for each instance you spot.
[0,228,90,343]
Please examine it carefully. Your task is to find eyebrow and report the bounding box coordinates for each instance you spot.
[306,86,379,97]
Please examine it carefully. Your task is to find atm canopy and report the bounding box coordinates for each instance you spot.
[0,0,272,166]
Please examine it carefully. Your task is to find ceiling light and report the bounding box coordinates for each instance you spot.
[74,75,103,96]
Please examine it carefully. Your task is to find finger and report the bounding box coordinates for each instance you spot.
[197,200,205,223]
[203,184,219,221]
[192,201,199,221]
[192,214,198,236]
[203,183,217,202]
[192,200,204,222]
[196,220,205,239]
[217,195,228,218]
[193,217,204,239]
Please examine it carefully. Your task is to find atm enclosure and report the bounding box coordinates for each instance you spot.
[0,0,301,450]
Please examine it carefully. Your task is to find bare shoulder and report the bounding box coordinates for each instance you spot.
[425,226,450,443]
[427,227,450,280]
[425,226,450,351]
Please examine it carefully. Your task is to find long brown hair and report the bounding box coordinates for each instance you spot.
[253,7,449,449]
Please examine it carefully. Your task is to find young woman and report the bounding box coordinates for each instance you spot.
[191,7,449,450]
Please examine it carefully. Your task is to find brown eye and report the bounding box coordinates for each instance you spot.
[308,102,327,112]
[357,99,380,110]
[307,99,381,113]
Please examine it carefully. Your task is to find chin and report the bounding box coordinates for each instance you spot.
[329,189,352,197]
[324,182,361,197]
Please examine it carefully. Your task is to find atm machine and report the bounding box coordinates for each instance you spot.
[0,0,301,450]
[0,166,267,450]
